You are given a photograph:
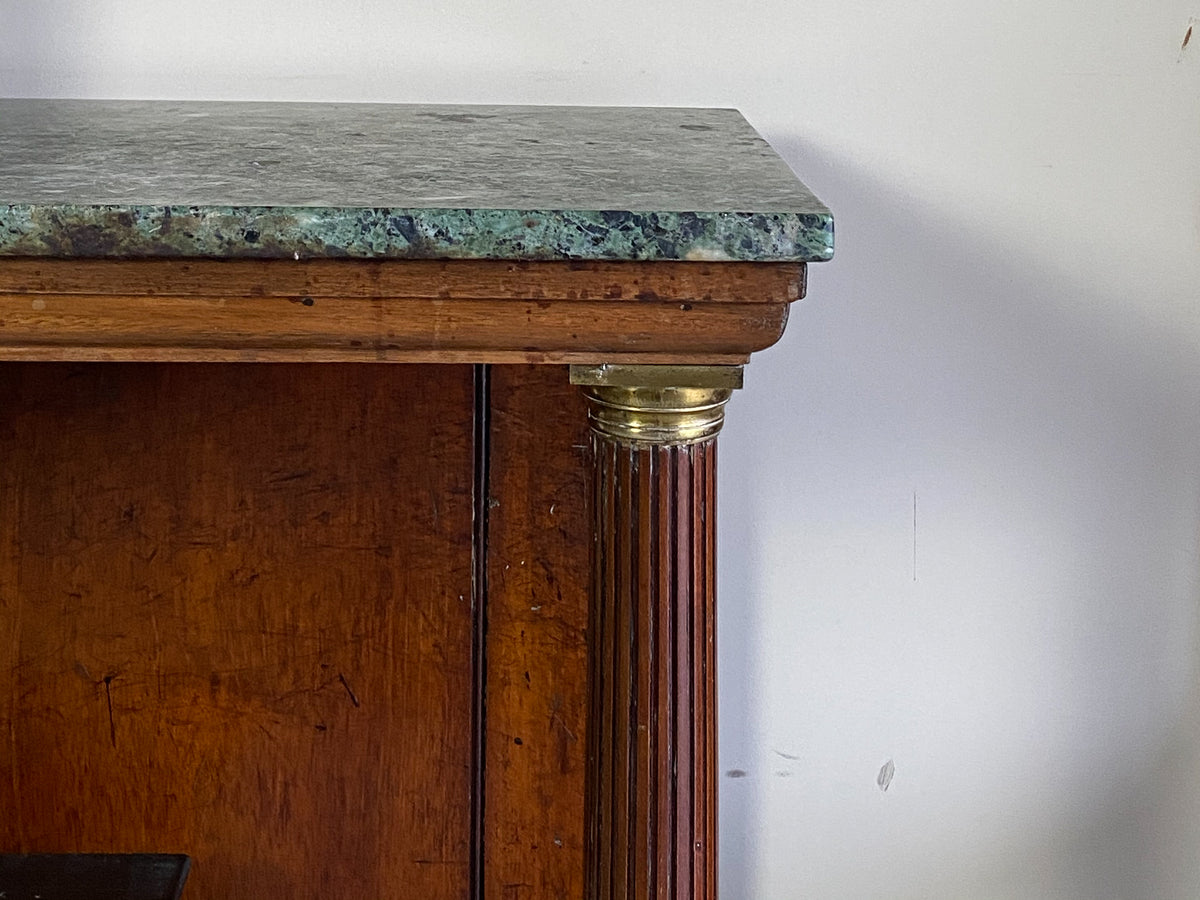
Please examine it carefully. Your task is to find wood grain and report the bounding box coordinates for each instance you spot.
[0,294,787,363]
[0,259,802,365]
[0,259,804,303]
[0,363,477,900]
[483,366,592,900]
[477,367,590,900]
[588,438,718,900]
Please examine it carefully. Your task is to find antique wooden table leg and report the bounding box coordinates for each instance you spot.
[570,364,744,900]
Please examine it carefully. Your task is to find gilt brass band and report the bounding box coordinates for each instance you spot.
[569,364,744,445]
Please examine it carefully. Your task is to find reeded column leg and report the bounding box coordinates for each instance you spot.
[570,364,743,900]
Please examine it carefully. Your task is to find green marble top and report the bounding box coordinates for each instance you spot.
[0,100,833,263]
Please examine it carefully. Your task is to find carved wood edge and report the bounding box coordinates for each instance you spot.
[0,258,803,365]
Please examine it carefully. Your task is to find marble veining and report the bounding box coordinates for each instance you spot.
[0,100,833,262]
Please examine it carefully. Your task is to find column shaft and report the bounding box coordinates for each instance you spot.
[586,436,718,900]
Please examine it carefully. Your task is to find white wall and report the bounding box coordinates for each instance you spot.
[3,2,1199,896]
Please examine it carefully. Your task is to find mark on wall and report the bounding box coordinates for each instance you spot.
[877,758,895,792]
[912,491,918,582]
[726,769,749,778]
[1180,17,1195,62]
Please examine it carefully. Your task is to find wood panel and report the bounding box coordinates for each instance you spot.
[0,259,802,365]
[483,366,592,900]
[0,363,477,900]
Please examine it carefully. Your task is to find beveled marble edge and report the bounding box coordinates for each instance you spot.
[0,203,833,262]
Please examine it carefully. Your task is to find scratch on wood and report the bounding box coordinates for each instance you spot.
[338,672,361,707]
[103,675,117,748]
[550,709,578,741]
[265,468,313,484]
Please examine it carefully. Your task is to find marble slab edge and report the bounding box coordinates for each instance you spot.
[0,204,834,263]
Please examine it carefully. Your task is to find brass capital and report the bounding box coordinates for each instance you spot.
[569,364,743,445]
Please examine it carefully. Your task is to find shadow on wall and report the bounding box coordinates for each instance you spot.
[718,137,1200,900]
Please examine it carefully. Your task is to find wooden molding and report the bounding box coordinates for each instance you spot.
[0,259,803,364]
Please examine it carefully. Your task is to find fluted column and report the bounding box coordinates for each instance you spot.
[570,364,742,900]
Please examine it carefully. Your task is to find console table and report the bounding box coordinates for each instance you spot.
[0,100,833,900]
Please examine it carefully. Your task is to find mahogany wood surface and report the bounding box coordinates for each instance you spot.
[588,438,718,900]
[0,363,477,900]
[482,366,592,900]
[0,259,802,365]
[0,259,805,303]
[0,268,735,899]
